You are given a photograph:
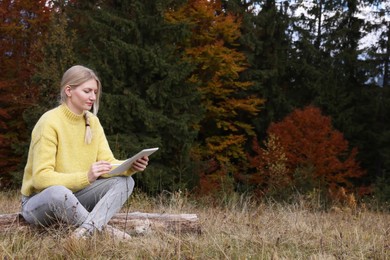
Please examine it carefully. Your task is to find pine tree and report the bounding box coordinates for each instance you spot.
[239,1,294,139]
[360,1,390,201]
[67,0,202,193]
[308,1,375,192]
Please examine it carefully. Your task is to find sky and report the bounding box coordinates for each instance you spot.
[356,1,390,50]
[262,0,390,51]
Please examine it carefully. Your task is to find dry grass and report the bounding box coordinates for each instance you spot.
[1,190,389,259]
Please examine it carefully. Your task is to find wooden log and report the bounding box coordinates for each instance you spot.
[0,212,201,235]
[111,212,201,235]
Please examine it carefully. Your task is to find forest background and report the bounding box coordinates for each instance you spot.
[1,0,389,207]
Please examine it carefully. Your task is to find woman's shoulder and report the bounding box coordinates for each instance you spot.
[36,106,62,124]
[31,106,62,141]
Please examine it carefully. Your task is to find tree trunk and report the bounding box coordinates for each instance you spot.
[0,212,201,235]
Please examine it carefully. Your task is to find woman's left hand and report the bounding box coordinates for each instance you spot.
[131,156,149,172]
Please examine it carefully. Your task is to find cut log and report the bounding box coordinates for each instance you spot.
[0,212,201,235]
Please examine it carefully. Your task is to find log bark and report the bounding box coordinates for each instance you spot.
[0,212,201,235]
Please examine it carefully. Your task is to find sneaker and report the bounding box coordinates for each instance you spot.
[104,225,132,240]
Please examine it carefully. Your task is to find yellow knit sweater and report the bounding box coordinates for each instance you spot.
[21,104,132,196]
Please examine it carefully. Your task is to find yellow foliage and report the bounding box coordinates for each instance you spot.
[166,0,265,193]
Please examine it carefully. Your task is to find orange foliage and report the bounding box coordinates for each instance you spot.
[166,0,264,193]
[0,0,50,177]
[249,106,364,192]
[328,186,357,210]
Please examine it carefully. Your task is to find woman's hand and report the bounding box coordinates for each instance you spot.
[131,156,149,172]
[88,161,112,183]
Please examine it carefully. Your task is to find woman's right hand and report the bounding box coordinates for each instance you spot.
[88,161,112,183]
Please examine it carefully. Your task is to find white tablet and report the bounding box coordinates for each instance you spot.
[109,147,159,175]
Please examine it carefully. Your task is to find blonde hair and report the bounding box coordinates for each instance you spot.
[60,65,102,144]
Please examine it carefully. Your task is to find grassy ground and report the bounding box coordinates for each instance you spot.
[0,190,389,259]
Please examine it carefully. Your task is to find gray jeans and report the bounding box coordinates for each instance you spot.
[21,176,134,233]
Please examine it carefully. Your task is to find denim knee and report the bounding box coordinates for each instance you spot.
[126,176,135,189]
[113,176,135,195]
[44,185,74,204]
[124,176,135,192]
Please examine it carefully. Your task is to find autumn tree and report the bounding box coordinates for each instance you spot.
[166,0,264,194]
[3,1,79,185]
[248,106,364,196]
[34,1,77,108]
[0,0,50,184]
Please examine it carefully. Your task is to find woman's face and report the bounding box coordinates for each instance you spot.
[65,78,98,115]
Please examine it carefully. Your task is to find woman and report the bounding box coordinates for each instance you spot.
[20,65,149,240]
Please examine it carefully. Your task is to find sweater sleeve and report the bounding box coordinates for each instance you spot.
[30,129,90,193]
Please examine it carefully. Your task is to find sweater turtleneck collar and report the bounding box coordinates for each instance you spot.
[59,103,85,123]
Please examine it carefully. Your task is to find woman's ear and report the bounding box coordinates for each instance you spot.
[65,85,72,97]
